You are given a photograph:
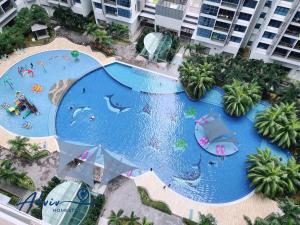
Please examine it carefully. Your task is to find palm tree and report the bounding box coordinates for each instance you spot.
[244,215,271,225]
[246,148,279,169]
[277,197,300,224]
[108,209,124,225]
[179,61,195,84]
[8,136,29,156]
[247,160,287,198]
[278,81,300,104]
[86,22,98,35]
[223,80,260,117]
[187,62,215,99]
[0,160,20,185]
[198,213,217,225]
[283,157,300,195]
[141,217,153,225]
[124,211,140,225]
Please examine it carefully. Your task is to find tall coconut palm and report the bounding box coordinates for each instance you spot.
[277,197,300,224]
[108,209,124,225]
[124,211,140,225]
[0,160,20,185]
[247,160,287,198]
[187,62,215,99]
[8,136,29,156]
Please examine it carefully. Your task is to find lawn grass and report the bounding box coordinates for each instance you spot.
[137,186,172,215]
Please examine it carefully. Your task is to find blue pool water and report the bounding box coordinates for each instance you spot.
[56,63,287,203]
[0,50,100,137]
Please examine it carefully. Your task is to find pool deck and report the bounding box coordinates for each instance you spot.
[0,38,280,225]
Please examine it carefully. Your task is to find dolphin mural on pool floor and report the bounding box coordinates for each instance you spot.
[70,106,91,125]
[104,94,131,113]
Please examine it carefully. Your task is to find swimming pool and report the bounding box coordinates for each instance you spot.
[56,62,287,204]
[0,50,100,137]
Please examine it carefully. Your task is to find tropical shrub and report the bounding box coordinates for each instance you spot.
[137,186,172,214]
[81,194,105,225]
[223,80,261,117]
[247,148,300,198]
[108,210,153,225]
[53,6,90,32]
[106,23,129,40]
[0,159,35,191]
[255,103,300,149]
[244,198,300,225]
[183,213,217,225]
[179,61,215,100]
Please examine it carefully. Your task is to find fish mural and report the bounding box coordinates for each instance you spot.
[173,156,202,187]
[184,107,197,119]
[104,94,131,113]
[175,139,187,151]
[70,106,91,125]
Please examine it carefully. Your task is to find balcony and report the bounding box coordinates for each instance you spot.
[221,0,239,8]
[217,8,234,21]
[156,0,187,20]
[214,21,230,32]
[272,47,289,57]
[0,0,17,23]
[292,12,300,25]
[285,25,300,37]
[104,0,117,5]
[288,51,300,61]
[294,41,300,50]
[278,37,296,48]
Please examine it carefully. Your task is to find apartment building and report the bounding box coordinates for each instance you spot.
[0,0,17,32]
[191,0,266,55]
[249,0,300,70]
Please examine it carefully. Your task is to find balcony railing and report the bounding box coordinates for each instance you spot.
[214,26,229,32]
[285,30,300,37]
[217,14,233,21]
[221,1,238,8]
[278,42,294,48]
[104,0,117,5]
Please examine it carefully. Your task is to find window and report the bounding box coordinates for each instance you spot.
[105,6,117,15]
[214,21,231,31]
[243,0,257,8]
[198,16,215,27]
[117,0,130,7]
[268,19,282,28]
[257,42,269,49]
[234,25,246,32]
[262,31,276,39]
[254,23,261,29]
[94,2,102,9]
[201,4,219,16]
[207,0,221,2]
[118,8,131,18]
[238,12,252,21]
[197,28,212,38]
[222,0,239,5]
[264,1,272,7]
[74,0,81,3]
[292,12,300,23]
[259,12,266,18]
[230,36,242,43]
[274,6,289,16]
[211,32,227,41]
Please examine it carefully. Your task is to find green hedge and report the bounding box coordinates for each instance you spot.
[0,189,20,206]
[32,150,49,160]
[182,218,198,225]
[81,194,105,225]
[137,186,172,215]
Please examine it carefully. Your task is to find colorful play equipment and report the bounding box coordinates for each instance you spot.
[18,67,34,77]
[1,91,39,119]
[71,50,80,61]
[32,84,43,93]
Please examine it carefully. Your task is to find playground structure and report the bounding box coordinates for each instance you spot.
[1,92,38,119]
